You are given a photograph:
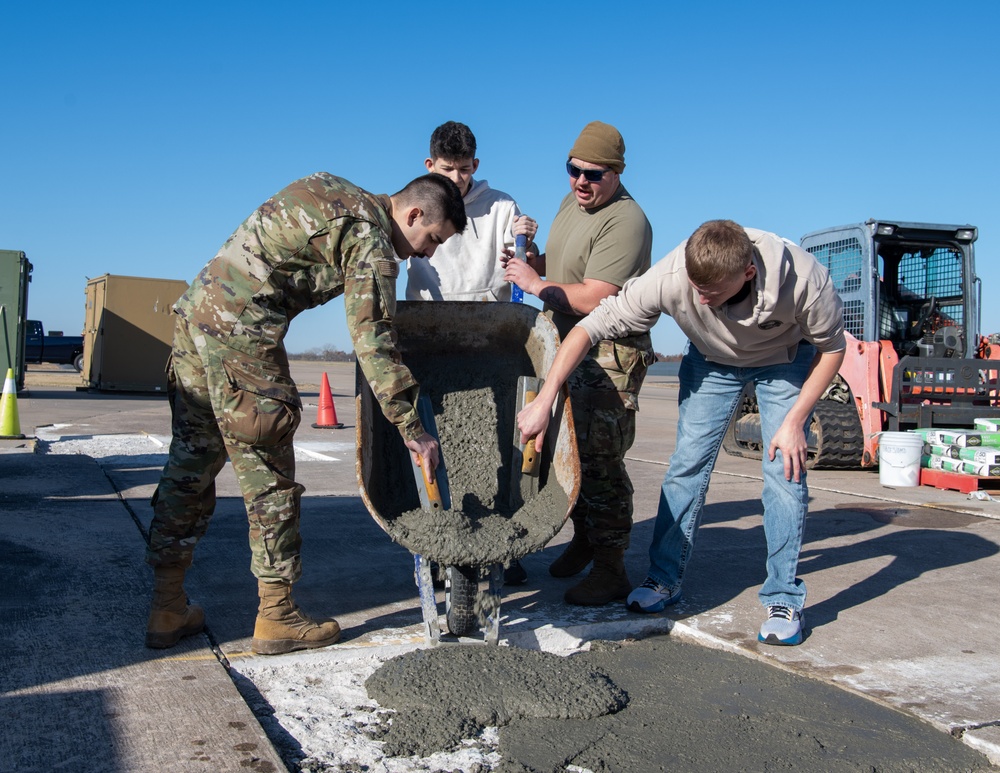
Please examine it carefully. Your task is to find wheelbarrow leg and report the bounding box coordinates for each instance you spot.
[414,554,440,646]
[484,563,504,645]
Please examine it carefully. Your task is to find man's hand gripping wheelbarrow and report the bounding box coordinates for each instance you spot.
[517,326,595,452]
[405,432,440,480]
[516,384,558,454]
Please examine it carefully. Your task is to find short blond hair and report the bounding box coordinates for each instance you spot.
[685,220,754,285]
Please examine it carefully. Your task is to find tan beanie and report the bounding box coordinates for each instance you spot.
[568,121,626,173]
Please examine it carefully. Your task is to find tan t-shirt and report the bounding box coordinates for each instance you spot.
[544,184,652,339]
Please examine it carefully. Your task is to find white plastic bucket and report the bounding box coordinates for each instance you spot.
[878,432,924,487]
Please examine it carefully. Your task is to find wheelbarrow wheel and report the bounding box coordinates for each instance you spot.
[446,565,479,637]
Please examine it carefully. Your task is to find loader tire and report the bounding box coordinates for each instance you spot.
[721,385,761,461]
[808,399,865,469]
[723,387,864,469]
[445,565,478,637]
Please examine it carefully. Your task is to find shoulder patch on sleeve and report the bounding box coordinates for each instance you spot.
[376,259,399,278]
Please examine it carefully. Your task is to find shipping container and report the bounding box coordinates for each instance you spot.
[0,250,32,391]
[83,274,188,392]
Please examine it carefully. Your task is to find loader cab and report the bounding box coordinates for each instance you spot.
[801,220,980,359]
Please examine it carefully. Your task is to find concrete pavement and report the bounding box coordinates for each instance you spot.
[2,361,1000,771]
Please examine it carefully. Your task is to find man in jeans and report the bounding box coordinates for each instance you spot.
[515,220,845,645]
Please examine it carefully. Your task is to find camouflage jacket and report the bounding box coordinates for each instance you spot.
[176,172,423,440]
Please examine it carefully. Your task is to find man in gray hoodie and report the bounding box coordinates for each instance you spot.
[515,219,845,645]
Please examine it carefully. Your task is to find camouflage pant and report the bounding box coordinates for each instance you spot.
[566,332,654,549]
[146,319,304,582]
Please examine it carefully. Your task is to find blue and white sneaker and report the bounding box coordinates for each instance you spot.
[626,577,681,613]
[758,605,804,646]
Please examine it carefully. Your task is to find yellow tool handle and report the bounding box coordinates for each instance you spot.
[521,388,542,476]
[522,439,540,475]
[419,458,442,510]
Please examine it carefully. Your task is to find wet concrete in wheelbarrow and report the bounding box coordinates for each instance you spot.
[374,354,569,567]
[364,635,994,772]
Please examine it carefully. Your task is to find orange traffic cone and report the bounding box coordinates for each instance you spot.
[1,367,24,439]
[311,372,344,429]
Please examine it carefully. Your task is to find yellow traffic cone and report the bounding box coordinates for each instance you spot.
[0,367,24,439]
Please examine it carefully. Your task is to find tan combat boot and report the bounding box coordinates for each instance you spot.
[251,580,341,655]
[548,530,594,578]
[146,565,205,649]
[563,547,631,606]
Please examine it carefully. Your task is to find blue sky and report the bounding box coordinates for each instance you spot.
[3,2,998,357]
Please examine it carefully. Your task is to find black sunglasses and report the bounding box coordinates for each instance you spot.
[566,161,612,183]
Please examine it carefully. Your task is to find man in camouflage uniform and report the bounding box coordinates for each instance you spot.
[502,121,655,605]
[145,172,466,655]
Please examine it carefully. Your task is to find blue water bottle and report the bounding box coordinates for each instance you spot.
[511,233,526,303]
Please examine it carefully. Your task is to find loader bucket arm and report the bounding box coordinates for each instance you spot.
[835,332,897,467]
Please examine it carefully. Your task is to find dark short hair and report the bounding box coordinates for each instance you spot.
[685,220,754,285]
[394,174,468,233]
[429,121,477,161]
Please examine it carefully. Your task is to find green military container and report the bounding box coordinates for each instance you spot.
[0,250,32,392]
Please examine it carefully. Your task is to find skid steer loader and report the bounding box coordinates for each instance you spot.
[722,219,1000,469]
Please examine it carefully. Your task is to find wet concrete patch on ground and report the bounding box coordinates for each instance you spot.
[355,635,995,772]
[501,636,994,773]
[364,645,627,759]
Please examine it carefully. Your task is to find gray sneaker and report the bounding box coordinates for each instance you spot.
[626,576,681,613]
[758,605,804,646]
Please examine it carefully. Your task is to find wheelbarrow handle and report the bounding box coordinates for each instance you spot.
[521,387,542,476]
[418,458,443,510]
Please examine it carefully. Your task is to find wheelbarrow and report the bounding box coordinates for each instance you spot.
[355,301,580,645]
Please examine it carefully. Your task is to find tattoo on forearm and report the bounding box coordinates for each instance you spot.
[539,287,574,315]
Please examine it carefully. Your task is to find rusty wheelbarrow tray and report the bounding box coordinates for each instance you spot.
[355,301,580,643]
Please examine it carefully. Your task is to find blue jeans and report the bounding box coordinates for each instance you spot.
[646,341,816,610]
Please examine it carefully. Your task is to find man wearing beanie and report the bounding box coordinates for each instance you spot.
[503,120,655,605]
